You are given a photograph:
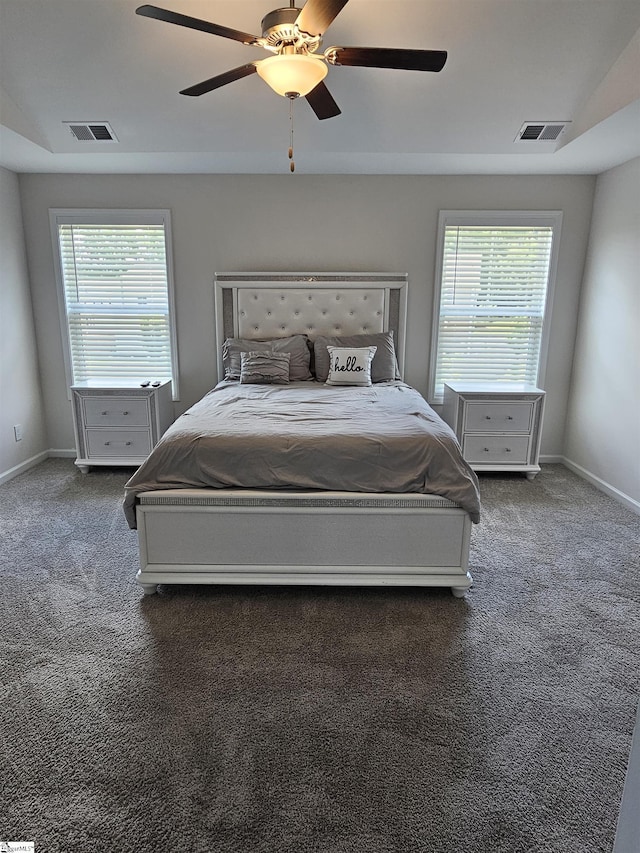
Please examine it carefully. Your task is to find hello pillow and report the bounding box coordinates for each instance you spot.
[325,346,377,387]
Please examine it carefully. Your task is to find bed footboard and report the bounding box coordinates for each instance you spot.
[135,489,473,597]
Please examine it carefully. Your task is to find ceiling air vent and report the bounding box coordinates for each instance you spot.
[64,121,118,142]
[515,121,569,142]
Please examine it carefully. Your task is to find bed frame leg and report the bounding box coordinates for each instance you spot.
[451,570,473,598]
[139,583,158,595]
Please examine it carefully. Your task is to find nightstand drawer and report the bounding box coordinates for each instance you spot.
[86,429,151,458]
[464,401,533,433]
[463,434,530,464]
[83,397,150,427]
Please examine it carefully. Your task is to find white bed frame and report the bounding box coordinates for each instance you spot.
[135,273,474,597]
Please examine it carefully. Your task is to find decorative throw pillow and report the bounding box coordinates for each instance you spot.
[314,331,400,383]
[223,335,312,381]
[240,351,290,385]
[325,346,377,387]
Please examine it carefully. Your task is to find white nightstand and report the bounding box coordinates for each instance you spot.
[442,382,545,479]
[71,380,173,473]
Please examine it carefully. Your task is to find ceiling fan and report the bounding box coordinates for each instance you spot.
[136,0,448,121]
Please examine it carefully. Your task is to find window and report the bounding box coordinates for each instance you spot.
[429,211,562,402]
[50,209,179,397]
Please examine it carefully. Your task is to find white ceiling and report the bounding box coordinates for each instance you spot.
[1,0,639,175]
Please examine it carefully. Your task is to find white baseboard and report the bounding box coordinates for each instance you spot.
[540,454,564,464]
[0,448,76,486]
[0,450,49,486]
[562,457,640,516]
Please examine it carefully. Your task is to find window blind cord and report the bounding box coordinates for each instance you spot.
[452,225,460,305]
[70,223,80,302]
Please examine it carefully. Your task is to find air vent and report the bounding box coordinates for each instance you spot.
[515,121,569,142]
[63,122,118,142]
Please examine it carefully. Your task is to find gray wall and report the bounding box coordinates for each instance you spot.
[19,172,595,457]
[565,158,640,508]
[0,166,47,480]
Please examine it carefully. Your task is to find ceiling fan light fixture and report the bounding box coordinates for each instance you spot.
[257,53,327,97]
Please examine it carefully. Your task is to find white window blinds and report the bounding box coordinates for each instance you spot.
[430,213,561,401]
[51,211,178,394]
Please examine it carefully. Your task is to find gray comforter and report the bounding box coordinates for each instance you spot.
[123,381,481,528]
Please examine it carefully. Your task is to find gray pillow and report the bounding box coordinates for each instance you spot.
[223,334,312,381]
[240,351,290,385]
[314,331,400,383]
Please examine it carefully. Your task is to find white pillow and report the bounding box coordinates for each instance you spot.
[325,346,377,387]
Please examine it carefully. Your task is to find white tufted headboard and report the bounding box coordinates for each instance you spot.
[214,272,408,380]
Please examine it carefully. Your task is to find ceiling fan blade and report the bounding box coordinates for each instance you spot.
[305,82,341,120]
[180,63,258,97]
[295,0,350,37]
[136,5,261,46]
[326,46,447,72]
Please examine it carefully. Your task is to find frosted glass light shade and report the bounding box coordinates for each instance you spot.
[257,54,328,97]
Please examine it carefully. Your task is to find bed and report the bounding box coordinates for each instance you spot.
[125,272,480,596]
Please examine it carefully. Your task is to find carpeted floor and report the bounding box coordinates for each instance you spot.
[0,459,638,853]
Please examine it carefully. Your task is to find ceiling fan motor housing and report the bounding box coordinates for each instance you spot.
[261,6,321,53]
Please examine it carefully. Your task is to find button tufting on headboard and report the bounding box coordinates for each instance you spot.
[236,288,387,341]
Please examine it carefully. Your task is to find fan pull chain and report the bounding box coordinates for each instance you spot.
[288,95,295,173]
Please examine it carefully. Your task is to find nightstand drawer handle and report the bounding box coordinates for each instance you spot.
[505,447,511,452]
[104,441,133,446]
[485,415,491,419]
[101,410,129,416]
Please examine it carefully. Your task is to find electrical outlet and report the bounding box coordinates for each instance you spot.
[14,424,23,441]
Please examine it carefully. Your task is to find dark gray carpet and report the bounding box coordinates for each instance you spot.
[1,459,638,853]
